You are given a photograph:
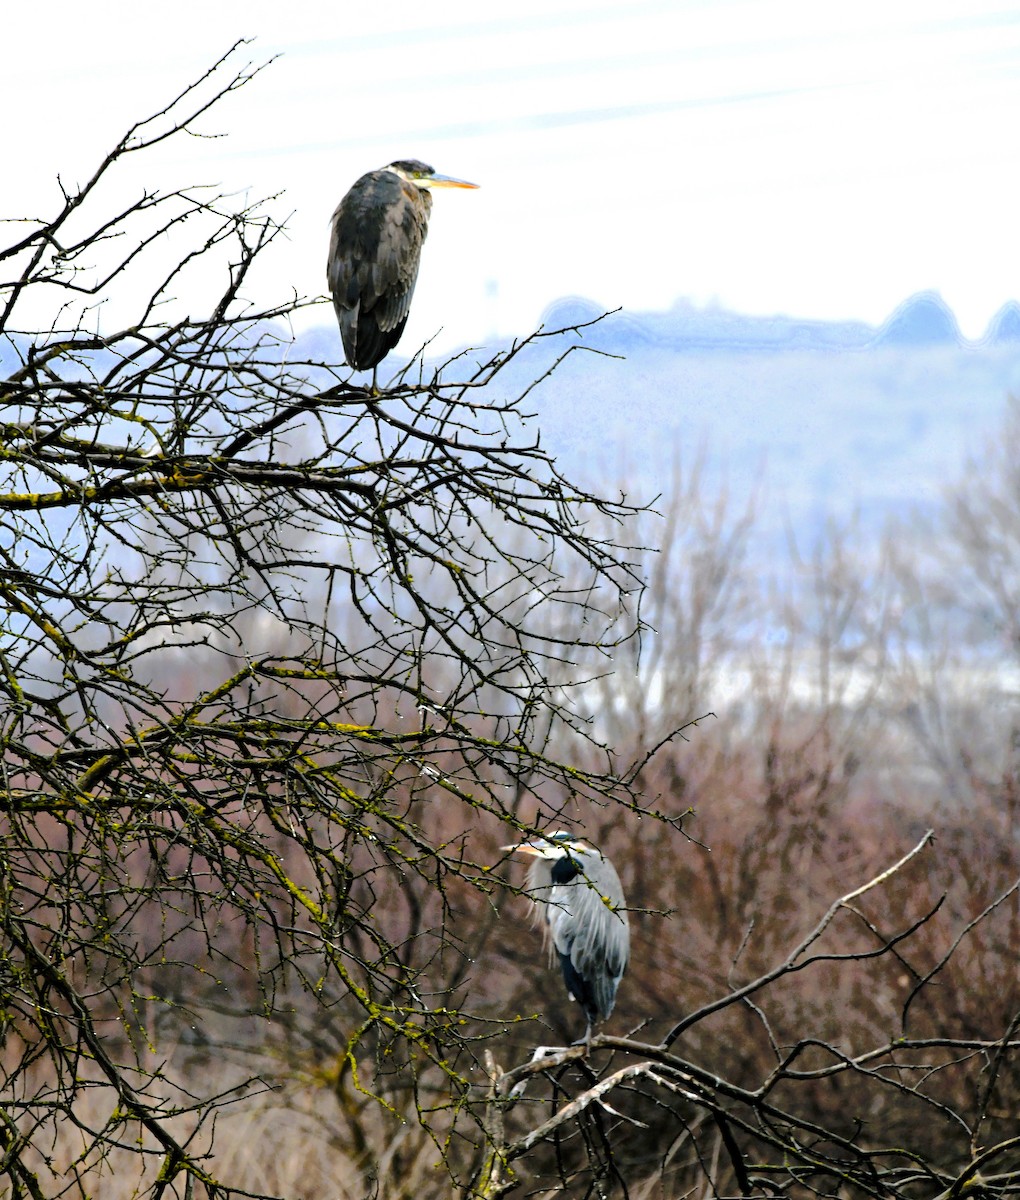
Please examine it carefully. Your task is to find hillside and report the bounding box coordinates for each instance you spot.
[382,293,1020,555]
[4,291,1017,558]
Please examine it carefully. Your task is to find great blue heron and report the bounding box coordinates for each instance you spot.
[505,831,629,1048]
[327,159,479,383]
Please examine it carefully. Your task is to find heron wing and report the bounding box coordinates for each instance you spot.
[561,859,629,1020]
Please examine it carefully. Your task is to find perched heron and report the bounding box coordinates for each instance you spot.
[505,831,629,1048]
[327,159,479,383]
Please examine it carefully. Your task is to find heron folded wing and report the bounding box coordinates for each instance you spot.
[332,295,361,369]
[367,198,428,334]
[562,861,630,1021]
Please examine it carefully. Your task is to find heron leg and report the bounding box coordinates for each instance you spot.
[571,1021,594,1054]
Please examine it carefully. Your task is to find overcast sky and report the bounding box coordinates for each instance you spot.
[5,0,1019,353]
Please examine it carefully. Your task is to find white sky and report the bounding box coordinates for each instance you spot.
[4,0,1019,351]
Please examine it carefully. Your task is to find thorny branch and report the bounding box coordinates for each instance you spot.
[0,43,664,1200]
[472,838,1020,1199]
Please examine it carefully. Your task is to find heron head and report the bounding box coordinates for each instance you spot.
[385,159,479,191]
[503,831,593,860]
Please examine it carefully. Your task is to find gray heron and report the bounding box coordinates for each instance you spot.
[505,831,629,1048]
[327,159,478,384]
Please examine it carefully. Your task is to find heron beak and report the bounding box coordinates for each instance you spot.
[424,174,480,190]
[502,842,544,856]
